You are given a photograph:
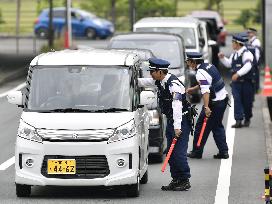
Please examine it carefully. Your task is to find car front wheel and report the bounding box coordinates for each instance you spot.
[85,28,96,39]
[36,28,49,39]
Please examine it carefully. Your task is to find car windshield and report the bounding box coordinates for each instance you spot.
[26,66,132,112]
[135,27,196,49]
[110,39,182,68]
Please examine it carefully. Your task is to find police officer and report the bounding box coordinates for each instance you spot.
[138,58,191,191]
[218,33,254,128]
[247,28,262,93]
[186,52,229,159]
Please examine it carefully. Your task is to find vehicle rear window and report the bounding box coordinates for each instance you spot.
[135,27,196,49]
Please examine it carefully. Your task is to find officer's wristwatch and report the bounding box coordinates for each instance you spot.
[204,106,209,110]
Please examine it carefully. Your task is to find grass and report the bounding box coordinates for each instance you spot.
[0,0,261,35]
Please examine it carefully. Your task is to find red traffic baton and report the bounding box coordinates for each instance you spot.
[197,117,208,147]
[161,137,178,173]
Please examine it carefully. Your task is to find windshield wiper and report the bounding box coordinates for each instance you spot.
[49,108,93,113]
[93,108,129,113]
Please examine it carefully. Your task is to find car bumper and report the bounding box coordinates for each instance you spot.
[96,26,114,37]
[15,136,139,187]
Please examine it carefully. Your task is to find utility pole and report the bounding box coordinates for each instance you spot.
[64,0,72,48]
[16,0,21,54]
[48,0,54,48]
[111,0,116,27]
[129,0,135,31]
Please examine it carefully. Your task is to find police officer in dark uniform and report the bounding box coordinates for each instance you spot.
[247,28,262,93]
[138,58,192,191]
[186,52,229,159]
[218,33,254,128]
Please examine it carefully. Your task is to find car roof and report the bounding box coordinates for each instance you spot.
[190,10,223,27]
[111,32,183,41]
[30,49,140,66]
[134,17,200,28]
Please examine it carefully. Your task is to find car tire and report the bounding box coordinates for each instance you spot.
[85,28,96,39]
[126,175,140,197]
[140,169,148,184]
[36,28,49,39]
[16,184,31,197]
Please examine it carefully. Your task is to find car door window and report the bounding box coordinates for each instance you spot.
[53,10,65,18]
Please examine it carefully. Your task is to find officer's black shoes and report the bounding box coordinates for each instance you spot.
[161,179,191,191]
[213,152,229,159]
[231,120,243,128]
[243,119,250,127]
[187,151,202,159]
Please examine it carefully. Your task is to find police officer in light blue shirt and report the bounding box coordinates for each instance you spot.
[186,52,229,159]
[138,58,191,191]
[218,33,254,128]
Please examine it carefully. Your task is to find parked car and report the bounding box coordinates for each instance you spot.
[108,32,188,161]
[34,7,114,39]
[133,17,216,64]
[133,17,217,102]
[190,10,228,46]
[7,49,152,198]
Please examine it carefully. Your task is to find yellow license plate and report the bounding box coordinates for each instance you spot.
[47,159,76,174]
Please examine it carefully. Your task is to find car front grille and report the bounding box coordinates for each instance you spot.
[41,155,110,179]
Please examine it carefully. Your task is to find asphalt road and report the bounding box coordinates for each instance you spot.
[0,38,267,204]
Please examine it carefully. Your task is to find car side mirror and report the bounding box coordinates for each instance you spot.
[199,37,205,47]
[208,40,217,47]
[140,91,156,108]
[7,91,23,107]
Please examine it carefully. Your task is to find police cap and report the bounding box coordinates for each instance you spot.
[240,31,249,42]
[147,57,170,71]
[247,27,257,33]
[232,33,247,44]
[186,52,203,61]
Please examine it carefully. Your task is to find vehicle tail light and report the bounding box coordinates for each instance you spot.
[34,18,39,24]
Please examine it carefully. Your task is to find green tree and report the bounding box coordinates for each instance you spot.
[252,0,261,24]
[136,0,176,20]
[234,9,252,29]
[0,9,4,24]
[37,0,66,14]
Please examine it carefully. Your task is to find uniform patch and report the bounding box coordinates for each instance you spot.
[199,80,209,85]
[172,92,183,101]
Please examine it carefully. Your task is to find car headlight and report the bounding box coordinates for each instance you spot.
[149,110,160,126]
[108,120,136,143]
[93,19,103,27]
[18,120,42,143]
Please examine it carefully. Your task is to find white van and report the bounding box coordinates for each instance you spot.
[133,17,217,102]
[133,16,216,63]
[7,49,153,197]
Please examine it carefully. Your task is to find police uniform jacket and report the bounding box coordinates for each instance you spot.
[196,63,228,101]
[220,46,254,78]
[248,36,261,63]
[138,73,185,130]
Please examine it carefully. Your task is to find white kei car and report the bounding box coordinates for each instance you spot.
[7,49,154,197]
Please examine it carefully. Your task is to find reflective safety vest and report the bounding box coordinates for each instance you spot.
[197,63,225,99]
[155,74,189,119]
[231,50,253,81]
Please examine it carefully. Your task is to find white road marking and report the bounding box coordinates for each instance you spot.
[0,82,26,98]
[0,156,15,171]
[214,96,235,204]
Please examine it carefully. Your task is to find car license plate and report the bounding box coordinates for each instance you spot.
[47,159,76,174]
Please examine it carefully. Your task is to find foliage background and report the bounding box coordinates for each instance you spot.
[0,0,262,35]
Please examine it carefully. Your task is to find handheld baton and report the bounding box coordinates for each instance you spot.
[197,117,208,147]
[161,137,178,172]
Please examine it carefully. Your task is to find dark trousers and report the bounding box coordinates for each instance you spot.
[166,116,191,180]
[232,81,254,121]
[192,98,228,155]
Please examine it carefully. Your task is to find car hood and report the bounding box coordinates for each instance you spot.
[21,112,134,130]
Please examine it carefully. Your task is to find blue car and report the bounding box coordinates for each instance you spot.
[34,7,114,39]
